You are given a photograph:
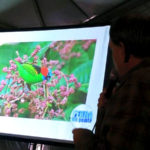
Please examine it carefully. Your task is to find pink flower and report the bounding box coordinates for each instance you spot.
[5,108,11,115]
[69,87,75,94]
[49,109,55,117]
[13,113,18,117]
[47,96,54,102]
[49,60,59,66]
[61,55,69,60]
[70,52,80,58]
[1,80,6,85]
[40,101,47,108]
[9,60,14,64]
[33,98,39,104]
[76,52,81,57]
[31,52,36,57]
[61,91,70,97]
[36,88,44,95]
[82,40,94,50]
[2,67,8,72]
[57,109,63,114]
[46,82,51,87]
[53,79,58,84]
[60,43,72,54]
[21,98,25,103]
[6,74,12,79]
[57,64,62,70]
[9,64,17,70]
[34,56,38,61]
[17,78,23,83]
[75,82,81,88]
[42,80,47,85]
[69,74,77,82]
[56,97,61,102]
[57,75,62,80]
[48,83,55,87]
[12,108,17,113]
[54,42,63,51]
[50,42,57,48]
[7,95,15,101]
[23,55,28,61]
[11,84,17,89]
[31,46,40,57]
[60,86,66,91]
[53,70,61,76]
[35,115,40,119]
[60,97,67,105]
[41,57,47,66]
[18,108,24,114]
[3,94,8,100]
[15,57,22,63]
[36,45,41,50]
[53,90,58,97]
[11,103,17,109]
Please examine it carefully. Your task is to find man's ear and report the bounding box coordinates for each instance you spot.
[119,42,129,62]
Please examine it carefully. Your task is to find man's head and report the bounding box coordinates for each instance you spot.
[109,15,150,76]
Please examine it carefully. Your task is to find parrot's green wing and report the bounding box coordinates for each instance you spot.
[15,61,43,84]
[22,64,39,76]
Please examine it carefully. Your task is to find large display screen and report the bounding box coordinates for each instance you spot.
[0,26,110,144]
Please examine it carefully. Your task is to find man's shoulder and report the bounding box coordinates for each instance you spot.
[127,60,150,85]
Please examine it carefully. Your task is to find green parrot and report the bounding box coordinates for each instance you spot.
[14,61,52,84]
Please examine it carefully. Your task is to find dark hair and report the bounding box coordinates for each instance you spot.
[110,15,150,61]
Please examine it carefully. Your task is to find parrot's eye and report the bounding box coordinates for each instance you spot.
[46,75,51,81]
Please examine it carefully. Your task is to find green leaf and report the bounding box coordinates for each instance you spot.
[64,103,80,121]
[0,100,5,106]
[87,43,96,60]
[17,102,30,118]
[63,90,87,121]
[46,48,61,61]
[73,60,93,93]
[36,42,51,59]
[63,47,89,74]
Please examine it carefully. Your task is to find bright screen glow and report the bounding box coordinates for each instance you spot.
[0,26,110,143]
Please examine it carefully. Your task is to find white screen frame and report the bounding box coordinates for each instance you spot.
[0,26,110,144]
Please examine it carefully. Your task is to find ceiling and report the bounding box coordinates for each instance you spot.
[0,0,150,30]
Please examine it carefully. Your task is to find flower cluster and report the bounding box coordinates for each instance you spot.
[31,45,41,57]
[49,40,96,61]
[82,40,96,50]
[50,41,80,60]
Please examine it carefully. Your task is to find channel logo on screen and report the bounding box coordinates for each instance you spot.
[70,104,93,129]
[71,110,92,123]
